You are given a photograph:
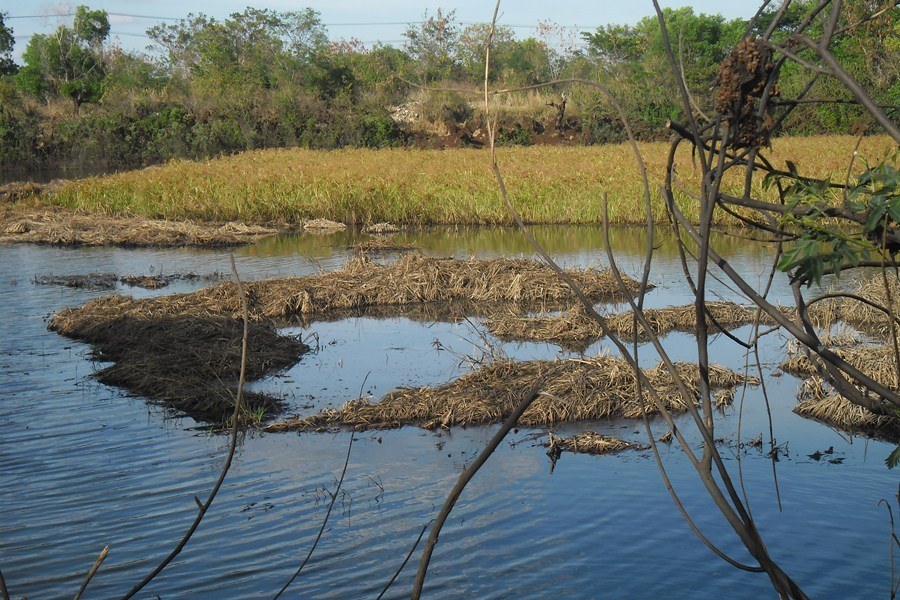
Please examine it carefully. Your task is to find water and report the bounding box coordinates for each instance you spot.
[1,227,896,599]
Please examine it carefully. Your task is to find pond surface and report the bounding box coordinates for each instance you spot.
[1,226,896,599]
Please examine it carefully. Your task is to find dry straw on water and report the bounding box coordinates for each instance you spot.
[543,431,638,456]
[794,376,900,439]
[54,253,642,323]
[808,277,900,338]
[1,207,278,247]
[50,255,638,421]
[782,344,900,438]
[488,301,758,350]
[266,356,757,432]
[350,238,417,256]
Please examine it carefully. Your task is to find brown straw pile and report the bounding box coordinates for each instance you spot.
[488,301,762,350]
[53,253,645,324]
[267,355,756,432]
[808,277,900,337]
[781,344,900,438]
[49,254,640,421]
[1,207,278,247]
[794,376,900,439]
[543,431,638,456]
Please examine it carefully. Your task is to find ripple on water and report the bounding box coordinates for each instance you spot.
[1,234,897,598]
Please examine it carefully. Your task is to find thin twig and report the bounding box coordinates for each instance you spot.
[376,520,433,600]
[120,254,249,599]
[410,381,543,599]
[74,546,109,600]
[273,431,354,598]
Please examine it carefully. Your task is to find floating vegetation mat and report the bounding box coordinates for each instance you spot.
[267,356,756,432]
[781,344,900,438]
[781,344,900,389]
[362,222,402,234]
[807,277,900,338]
[543,431,640,457]
[53,253,644,325]
[351,238,417,256]
[49,305,307,422]
[488,301,764,350]
[794,376,900,440]
[1,207,279,247]
[35,271,226,291]
[49,255,639,420]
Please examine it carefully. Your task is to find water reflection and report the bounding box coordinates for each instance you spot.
[0,227,895,599]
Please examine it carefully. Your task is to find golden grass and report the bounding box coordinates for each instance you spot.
[266,356,757,431]
[488,301,762,350]
[38,135,893,226]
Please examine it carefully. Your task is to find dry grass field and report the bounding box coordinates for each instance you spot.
[42,135,896,226]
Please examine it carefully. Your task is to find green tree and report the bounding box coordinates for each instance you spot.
[0,12,17,77]
[403,9,460,84]
[15,6,109,108]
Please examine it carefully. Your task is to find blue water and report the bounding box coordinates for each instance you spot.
[0,228,896,599]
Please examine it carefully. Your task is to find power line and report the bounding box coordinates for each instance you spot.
[6,12,594,30]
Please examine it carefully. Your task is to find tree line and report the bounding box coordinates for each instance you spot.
[0,1,896,170]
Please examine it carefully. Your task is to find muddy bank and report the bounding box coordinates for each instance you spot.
[266,356,755,432]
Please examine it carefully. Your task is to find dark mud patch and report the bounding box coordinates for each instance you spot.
[35,271,227,291]
[50,303,307,422]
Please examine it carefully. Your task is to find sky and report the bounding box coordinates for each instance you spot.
[1,1,767,63]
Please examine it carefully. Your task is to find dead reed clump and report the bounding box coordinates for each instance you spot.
[488,301,760,350]
[807,277,900,338]
[362,222,401,234]
[351,238,417,256]
[543,431,638,456]
[303,218,347,232]
[49,305,307,422]
[0,207,279,247]
[119,275,170,290]
[77,253,643,323]
[266,356,756,432]
[487,305,600,350]
[795,376,900,439]
[35,273,118,291]
[780,344,900,389]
